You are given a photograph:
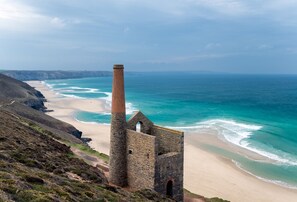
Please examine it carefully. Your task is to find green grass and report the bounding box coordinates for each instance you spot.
[19,119,109,163]
[68,143,109,163]
[20,120,57,139]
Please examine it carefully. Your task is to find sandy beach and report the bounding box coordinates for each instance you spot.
[28,80,297,202]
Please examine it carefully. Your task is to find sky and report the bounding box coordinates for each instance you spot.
[1,0,297,73]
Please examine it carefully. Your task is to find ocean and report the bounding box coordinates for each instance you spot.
[45,72,297,189]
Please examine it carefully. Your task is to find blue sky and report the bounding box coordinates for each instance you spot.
[1,0,297,73]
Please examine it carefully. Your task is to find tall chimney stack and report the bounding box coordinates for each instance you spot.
[109,64,127,186]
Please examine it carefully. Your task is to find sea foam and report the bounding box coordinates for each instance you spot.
[59,93,86,99]
[100,92,136,115]
[58,86,100,93]
[206,119,297,166]
[171,119,297,166]
[233,160,297,190]
[200,119,262,146]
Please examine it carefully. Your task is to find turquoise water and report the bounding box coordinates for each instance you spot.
[45,73,297,189]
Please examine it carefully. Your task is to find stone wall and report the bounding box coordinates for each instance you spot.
[152,125,183,155]
[155,153,184,202]
[126,129,156,190]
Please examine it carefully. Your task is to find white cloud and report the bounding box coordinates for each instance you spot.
[0,0,45,31]
[2,0,293,34]
[0,0,37,20]
[105,0,297,25]
[0,0,70,32]
[50,17,66,28]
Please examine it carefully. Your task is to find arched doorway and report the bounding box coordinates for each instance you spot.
[166,180,173,197]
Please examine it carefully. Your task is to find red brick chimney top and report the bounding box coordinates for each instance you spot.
[112,64,125,113]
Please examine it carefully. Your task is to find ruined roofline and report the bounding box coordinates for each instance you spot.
[153,125,184,135]
[127,111,153,124]
[127,110,141,121]
[127,110,183,135]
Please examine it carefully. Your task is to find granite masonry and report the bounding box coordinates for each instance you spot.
[109,64,184,201]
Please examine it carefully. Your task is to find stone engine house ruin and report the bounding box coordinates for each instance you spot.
[109,64,184,201]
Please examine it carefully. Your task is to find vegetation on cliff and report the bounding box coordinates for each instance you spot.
[0,110,173,201]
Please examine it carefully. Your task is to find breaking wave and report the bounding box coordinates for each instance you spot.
[58,86,100,93]
[171,119,297,166]
[58,93,86,99]
[233,160,297,190]
[99,92,136,115]
[45,81,137,115]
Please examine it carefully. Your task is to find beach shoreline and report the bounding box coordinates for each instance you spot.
[27,80,297,202]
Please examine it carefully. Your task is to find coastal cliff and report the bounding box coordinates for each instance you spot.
[0,70,112,81]
[0,73,46,111]
[0,73,174,201]
[0,73,82,139]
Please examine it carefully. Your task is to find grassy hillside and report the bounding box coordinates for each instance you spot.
[0,110,174,201]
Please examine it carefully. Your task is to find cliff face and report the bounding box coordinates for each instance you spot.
[0,73,46,111]
[3,101,83,140]
[0,73,82,139]
[1,70,112,81]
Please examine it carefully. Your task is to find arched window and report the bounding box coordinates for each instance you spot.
[136,121,142,132]
[166,180,173,197]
